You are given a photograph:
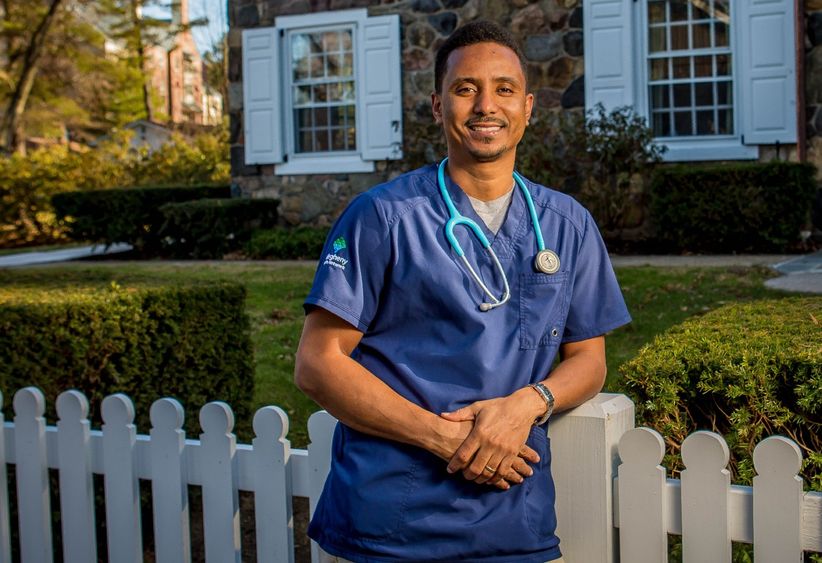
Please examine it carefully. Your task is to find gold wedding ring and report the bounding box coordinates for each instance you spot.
[484,465,496,474]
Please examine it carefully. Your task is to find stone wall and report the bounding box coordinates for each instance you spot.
[228,0,822,226]
[227,0,584,226]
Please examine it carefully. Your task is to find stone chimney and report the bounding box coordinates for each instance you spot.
[171,0,188,26]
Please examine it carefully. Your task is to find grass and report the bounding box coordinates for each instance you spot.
[0,261,799,447]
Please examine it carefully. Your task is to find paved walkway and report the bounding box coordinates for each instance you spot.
[1,245,820,294]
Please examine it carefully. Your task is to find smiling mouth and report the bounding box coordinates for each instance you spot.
[467,121,506,135]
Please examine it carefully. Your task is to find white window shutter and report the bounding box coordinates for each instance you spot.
[739,0,797,145]
[242,27,283,165]
[358,14,403,161]
[583,0,635,112]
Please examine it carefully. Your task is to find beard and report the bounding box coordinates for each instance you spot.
[466,139,510,162]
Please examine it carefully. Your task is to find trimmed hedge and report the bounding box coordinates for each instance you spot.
[159,198,280,258]
[244,226,329,260]
[52,184,231,254]
[650,161,817,253]
[0,275,254,438]
[619,297,822,490]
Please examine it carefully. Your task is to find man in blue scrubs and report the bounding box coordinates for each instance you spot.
[295,20,630,563]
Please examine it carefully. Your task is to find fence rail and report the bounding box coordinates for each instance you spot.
[0,387,819,563]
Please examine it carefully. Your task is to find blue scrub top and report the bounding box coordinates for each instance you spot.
[305,163,630,563]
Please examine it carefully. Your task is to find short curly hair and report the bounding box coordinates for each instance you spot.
[434,20,528,94]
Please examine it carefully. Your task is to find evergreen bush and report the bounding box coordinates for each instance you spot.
[650,161,817,253]
[159,198,280,258]
[244,227,329,260]
[619,297,822,491]
[0,274,254,438]
[52,184,230,254]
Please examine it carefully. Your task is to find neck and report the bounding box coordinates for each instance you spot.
[445,152,516,202]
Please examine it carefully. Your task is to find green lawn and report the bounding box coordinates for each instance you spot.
[0,261,797,447]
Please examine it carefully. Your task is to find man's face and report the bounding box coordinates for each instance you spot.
[432,41,534,165]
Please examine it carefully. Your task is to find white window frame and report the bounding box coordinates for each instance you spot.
[242,9,402,174]
[634,1,757,162]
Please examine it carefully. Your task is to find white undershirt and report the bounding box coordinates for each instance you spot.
[467,187,514,235]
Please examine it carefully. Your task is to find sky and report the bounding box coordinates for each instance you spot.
[142,0,228,55]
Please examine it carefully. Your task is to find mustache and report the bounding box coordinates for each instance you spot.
[465,118,507,127]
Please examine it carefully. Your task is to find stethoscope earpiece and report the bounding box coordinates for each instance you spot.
[437,158,559,312]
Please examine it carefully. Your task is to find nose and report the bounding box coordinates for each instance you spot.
[472,88,497,115]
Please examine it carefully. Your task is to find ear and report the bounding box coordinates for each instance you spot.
[525,92,534,125]
[431,92,443,124]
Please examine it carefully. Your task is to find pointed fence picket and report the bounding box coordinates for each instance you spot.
[0,387,819,563]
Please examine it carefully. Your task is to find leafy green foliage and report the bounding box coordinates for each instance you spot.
[159,198,280,258]
[650,161,817,253]
[52,183,230,254]
[0,272,255,439]
[620,297,822,491]
[244,227,330,260]
[0,127,230,248]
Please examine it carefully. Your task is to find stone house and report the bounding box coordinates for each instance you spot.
[227,0,822,226]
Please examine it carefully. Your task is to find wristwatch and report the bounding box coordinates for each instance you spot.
[529,382,555,425]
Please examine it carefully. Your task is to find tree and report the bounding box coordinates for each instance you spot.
[0,0,65,154]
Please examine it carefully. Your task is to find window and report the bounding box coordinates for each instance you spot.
[242,9,403,174]
[584,0,797,162]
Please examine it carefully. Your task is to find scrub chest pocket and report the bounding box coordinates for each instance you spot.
[519,272,569,350]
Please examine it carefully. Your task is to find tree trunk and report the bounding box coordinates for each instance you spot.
[130,0,154,122]
[0,0,65,155]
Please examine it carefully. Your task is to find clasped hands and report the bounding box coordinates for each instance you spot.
[435,388,545,491]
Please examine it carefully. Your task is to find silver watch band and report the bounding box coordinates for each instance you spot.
[529,382,555,425]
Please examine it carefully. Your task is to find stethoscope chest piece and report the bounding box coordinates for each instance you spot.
[534,249,561,274]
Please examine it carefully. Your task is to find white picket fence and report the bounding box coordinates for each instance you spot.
[0,387,820,563]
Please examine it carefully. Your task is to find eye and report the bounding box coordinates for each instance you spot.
[455,84,477,95]
[498,86,514,94]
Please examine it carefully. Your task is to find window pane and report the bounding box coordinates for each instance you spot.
[649,1,666,23]
[313,84,328,103]
[651,84,670,108]
[296,129,313,153]
[694,82,713,106]
[718,108,733,134]
[292,35,310,62]
[314,107,329,127]
[715,22,729,47]
[327,83,342,102]
[331,127,347,151]
[309,54,324,78]
[294,57,309,81]
[693,23,712,48]
[294,86,311,105]
[717,81,732,105]
[342,53,354,76]
[714,1,730,23]
[341,30,353,51]
[651,58,669,79]
[673,83,692,107]
[653,112,671,136]
[671,24,689,50]
[341,81,355,101]
[674,111,693,135]
[315,128,330,152]
[322,31,340,52]
[308,33,323,54]
[296,108,312,128]
[716,54,731,76]
[694,55,713,77]
[650,27,667,52]
[327,54,342,77]
[672,56,691,78]
[696,110,714,134]
[670,1,688,22]
[692,1,711,21]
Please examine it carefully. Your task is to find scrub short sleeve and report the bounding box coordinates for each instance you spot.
[304,193,390,333]
[562,211,631,343]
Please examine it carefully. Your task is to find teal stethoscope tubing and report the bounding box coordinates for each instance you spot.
[437,157,548,312]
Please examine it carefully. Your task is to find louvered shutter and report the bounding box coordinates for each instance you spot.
[242,27,283,165]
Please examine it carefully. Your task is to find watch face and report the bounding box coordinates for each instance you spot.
[535,250,560,274]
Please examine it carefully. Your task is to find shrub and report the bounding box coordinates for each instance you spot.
[244,226,329,260]
[518,104,665,236]
[52,184,231,254]
[619,297,822,491]
[650,161,817,253]
[0,273,254,438]
[159,198,280,258]
[0,127,230,249]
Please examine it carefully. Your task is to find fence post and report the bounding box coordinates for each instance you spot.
[681,431,731,563]
[0,391,12,563]
[307,411,337,563]
[56,390,97,563]
[102,393,143,563]
[252,406,293,563]
[150,398,191,563]
[199,402,241,563]
[753,436,803,563]
[548,393,634,563]
[13,386,53,563]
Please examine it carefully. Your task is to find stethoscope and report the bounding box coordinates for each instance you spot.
[437,157,561,312]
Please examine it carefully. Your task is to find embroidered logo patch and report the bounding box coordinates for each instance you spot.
[324,236,349,270]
